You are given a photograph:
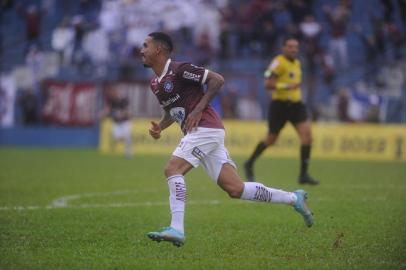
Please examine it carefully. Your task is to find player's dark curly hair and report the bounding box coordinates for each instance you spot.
[148,32,173,53]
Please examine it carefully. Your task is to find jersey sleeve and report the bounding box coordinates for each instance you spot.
[177,63,209,85]
[265,57,284,78]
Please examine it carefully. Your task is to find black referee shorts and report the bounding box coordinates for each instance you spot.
[267,100,308,134]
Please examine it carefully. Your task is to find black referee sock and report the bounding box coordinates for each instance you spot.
[247,141,268,166]
[300,145,311,176]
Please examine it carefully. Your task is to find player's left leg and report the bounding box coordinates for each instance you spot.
[201,132,305,209]
[218,164,295,204]
[294,121,319,185]
[217,164,313,227]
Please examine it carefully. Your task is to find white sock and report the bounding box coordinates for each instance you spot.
[124,137,132,157]
[167,175,186,234]
[241,182,297,205]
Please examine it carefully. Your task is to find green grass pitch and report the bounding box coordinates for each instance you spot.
[0,148,405,269]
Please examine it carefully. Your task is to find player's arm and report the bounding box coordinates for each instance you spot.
[194,70,224,113]
[149,110,174,140]
[184,70,224,133]
[158,110,175,130]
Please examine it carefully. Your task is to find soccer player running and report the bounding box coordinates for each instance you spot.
[140,32,313,247]
[244,37,320,185]
[100,87,133,158]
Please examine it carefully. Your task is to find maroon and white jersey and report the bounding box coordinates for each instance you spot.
[150,59,224,133]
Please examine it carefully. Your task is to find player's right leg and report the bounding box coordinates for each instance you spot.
[147,226,185,247]
[148,128,225,246]
[217,163,314,227]
[147,156,193,247]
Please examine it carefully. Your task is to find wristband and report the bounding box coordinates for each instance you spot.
[264,69,272,78]
[276,82,288,90]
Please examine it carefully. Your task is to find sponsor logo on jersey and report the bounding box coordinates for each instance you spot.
[162,94,180,107]
[182,71,201,82]
[163,81,174,93]
[169,107,185,125]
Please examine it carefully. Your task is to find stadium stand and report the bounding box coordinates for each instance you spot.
[0,0,405,129]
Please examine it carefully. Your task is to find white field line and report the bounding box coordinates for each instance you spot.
[0,200,222,211]
[30,184,406,210]
[0,189,221,211]
[49,190,153,208]
[314,184,406,190]
[0,185,401,212]
[0,197,392,212]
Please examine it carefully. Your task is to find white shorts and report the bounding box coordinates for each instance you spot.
[112,120,132,140]
[172,127,237,182]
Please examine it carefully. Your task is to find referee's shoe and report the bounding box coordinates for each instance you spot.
[298,173,320,185]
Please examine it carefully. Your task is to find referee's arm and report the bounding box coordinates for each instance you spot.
[264,73,278,91]
[264,70,300,91]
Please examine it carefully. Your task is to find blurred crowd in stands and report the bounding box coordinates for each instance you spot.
[0,0,405,127]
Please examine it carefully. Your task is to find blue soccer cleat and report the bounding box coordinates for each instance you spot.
[293,189,314,227]
[147,227,185,247]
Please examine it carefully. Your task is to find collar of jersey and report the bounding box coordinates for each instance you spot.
[158,59,171,83]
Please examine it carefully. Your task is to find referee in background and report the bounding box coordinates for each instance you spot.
[244,37,319,185]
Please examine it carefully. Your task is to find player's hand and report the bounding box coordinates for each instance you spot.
[184,109,202,133]
[149,121,161,140]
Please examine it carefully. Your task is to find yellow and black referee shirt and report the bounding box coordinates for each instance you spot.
[264,54,302,102]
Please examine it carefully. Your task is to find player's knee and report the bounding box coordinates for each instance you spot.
[225,185,244,199]
[164,165,177,178]
[227,189,242,198]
